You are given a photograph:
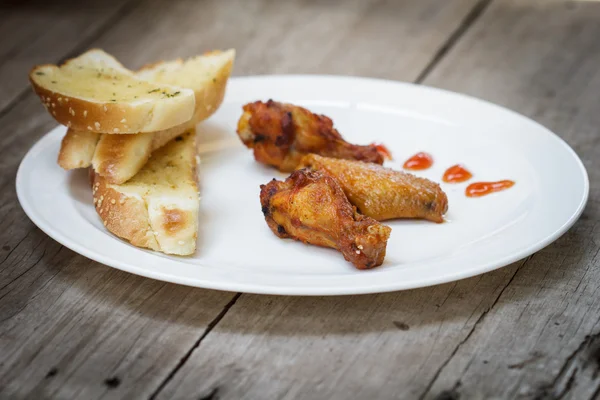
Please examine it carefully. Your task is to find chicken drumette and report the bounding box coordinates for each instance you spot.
[237,100,389,172]
[300,154,448,223]
[260,169,392,269]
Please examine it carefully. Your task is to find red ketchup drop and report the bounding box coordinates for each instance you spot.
[443,164,473,183]
[403,152,433,170]
[466,180,515,197]
[373,143,392,160]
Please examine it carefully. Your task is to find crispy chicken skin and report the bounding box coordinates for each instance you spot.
[260,169,392,269]
[300,154,448,223]
[237,100,387,172]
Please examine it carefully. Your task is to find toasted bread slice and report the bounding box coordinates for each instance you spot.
[91,130,199,255]
[60,50,235,183]
[91,122,191,184]
[58,129,100,169]
[30,49,195,134]
[137,49,235,123]
[91,50,234,183]
[59,122,193,172]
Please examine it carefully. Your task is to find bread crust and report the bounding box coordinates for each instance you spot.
[57,49,234,183]
[30,80,194,134]
[91,170,199,255]
[29,49,195,134]
[90,131,199,255]
[190,54,232,123]
[91,170,160,251]
[91,122,192,183]
[138,49,234,123]
[92,132,154,184]
[57,129,100,169]
[89,51,233,183]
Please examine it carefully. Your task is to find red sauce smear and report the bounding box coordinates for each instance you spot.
[403,152,433,170]
[443,164,473,183]
[373,143,392,160]
[466,180,515,197]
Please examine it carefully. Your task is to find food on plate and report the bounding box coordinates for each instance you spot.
[29,48,236,256]
[443,164,472,183]
[300,154,448,223]
[57,130,100,169]
[57,49,235,183]
[29,49,196,134]
[137,49,234,124]
[466,180,515,197]
[403,152,433,170]
[91,130,199,255]
[91,127,179,184]
[260,169,392,269]
[236,100,390,172]
[29,46,457,264]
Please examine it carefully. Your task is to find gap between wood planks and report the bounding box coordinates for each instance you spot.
[0,0,141,122]
[145,0,498,398]
[415,0,494,84]
[418,255,533,400]
[148,293,242,400]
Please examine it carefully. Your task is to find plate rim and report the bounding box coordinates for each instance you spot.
[16,74,590,295]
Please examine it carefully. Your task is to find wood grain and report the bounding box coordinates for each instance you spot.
[157,268,522,400]
[0,229,236,399]
[156,1,600,399]
[419,0,600,398]
[0,0,484,399]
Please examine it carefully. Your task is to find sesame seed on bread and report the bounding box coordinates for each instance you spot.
[30,49,196,134]
[91,130,199,255]
[58,49,235,185]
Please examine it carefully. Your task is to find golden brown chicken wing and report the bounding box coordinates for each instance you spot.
[260,169,392,269]
[300,154,448,223]
[237,100,389,172]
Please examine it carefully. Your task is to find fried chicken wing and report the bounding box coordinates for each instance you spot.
[237,100,388,172]
[300,154,448,223]
[260,169,392,269]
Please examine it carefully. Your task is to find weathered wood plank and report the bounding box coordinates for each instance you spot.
[418,0,600,398]
[0,0,483,399]
[0,229,236,399]
[156,1,600,400]
[157,268,522,400]
[59,0,479,82]
[0,0,137,113]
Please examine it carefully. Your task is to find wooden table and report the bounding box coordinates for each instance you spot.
[2,1,599,398]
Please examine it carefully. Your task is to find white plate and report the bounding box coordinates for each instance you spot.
[17,76,589,295]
